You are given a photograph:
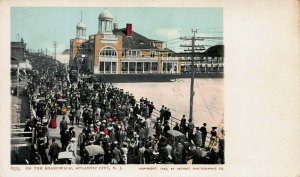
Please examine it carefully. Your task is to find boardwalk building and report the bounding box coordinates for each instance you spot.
[70,9,223,75]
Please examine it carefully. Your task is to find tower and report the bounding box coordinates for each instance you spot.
[98,8,114,35]
[76,11,87,39]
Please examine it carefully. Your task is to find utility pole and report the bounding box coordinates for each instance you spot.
[190,30,196,121]
[180,29,201,121]
[53,41,57,60]
[16,62,20,96]
[181,31,223,121]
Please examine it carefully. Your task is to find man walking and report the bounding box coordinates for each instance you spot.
[59,116,68,136]
[76,108,81,125]
[69,108,76,126]
[148,102,155,118]
[159,105,165,123]
[200,123,207,147]
[112,146,123,164]
[48,138,60,164]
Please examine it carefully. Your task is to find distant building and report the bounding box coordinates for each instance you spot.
[11,38,32,93]
[11,38,26,62]
[70,9,224,75]
[175,45,224,73]
[62,49,70,54]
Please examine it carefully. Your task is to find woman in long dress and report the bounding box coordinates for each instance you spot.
[49,109,57,128]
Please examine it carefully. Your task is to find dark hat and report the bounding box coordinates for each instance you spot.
[196,127,200,130]
[203,123,207,126]
[212,127,217,130]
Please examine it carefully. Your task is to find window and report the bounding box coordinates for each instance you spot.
[137,62,142,72]
[122,62,128,72]
[151,62,157,71]
[143,62,150,71]
[207,57,212,63]
[100,61,117,73]
[100,62,105,71]
[105,62,111,72]
[167,63,172,71]
[112,62,116,73]
[128,50,140,57]
[150,51,156,57]
[100,47,117,57]
[163,63,167,71]
[129,62,135,72]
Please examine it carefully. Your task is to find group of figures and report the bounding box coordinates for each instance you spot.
[22,52,224,165]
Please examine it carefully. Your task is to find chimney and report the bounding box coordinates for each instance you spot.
[126,23,132,37]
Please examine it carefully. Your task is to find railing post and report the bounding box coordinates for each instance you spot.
[32,127,35,144]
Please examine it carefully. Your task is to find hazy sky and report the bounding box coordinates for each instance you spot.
[11,7,223,55]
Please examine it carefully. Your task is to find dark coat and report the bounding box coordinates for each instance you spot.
[180,118,187,128]
[112,147,123,163]
[49,142,60,158]
[200,126,207,137]
[163,124,170,135]
[59,120,68,134]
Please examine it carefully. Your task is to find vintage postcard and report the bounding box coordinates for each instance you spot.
[1,0,300,177]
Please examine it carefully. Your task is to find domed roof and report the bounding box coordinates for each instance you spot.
[98,8,113,20]
[76,21,86,28]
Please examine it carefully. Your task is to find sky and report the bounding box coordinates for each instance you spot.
[11,7,223,55]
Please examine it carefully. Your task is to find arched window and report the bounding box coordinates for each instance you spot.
[100,47,117,57]
[99,47,118,74]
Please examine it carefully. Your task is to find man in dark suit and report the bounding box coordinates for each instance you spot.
[112,146,123,164]
[148,102,155,118]
[200,123,207,147]
[180,115,187,136]
[59,116,68,135]
[48,138,60,164]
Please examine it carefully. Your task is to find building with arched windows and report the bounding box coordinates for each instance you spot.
[70,9,224,77]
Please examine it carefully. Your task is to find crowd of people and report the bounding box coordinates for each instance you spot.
[22,53,224,165]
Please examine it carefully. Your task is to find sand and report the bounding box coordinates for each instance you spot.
[114,78,224,129]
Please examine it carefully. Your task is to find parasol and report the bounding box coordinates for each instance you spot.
[58,151,73,159]
[167,130,185,137]
[85,145,104,156]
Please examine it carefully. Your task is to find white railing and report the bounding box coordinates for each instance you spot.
[121,57,158,62]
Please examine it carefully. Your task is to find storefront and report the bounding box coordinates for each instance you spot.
[121,60,158,74]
